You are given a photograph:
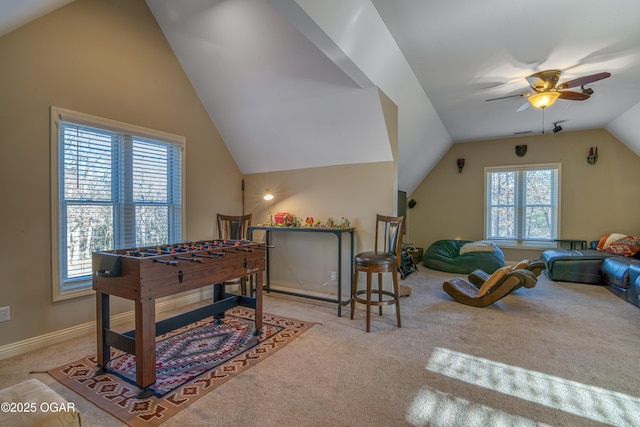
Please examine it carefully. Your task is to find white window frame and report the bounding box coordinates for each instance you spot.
[50,106,186,301]
[484,163,561,249]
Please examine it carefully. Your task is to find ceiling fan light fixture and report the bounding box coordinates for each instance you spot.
[528,91,560,109]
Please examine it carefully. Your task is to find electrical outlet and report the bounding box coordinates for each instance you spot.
[0,306,10,322]
[330,272,337,281]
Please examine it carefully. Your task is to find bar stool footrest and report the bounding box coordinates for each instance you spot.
[352,289,399,307]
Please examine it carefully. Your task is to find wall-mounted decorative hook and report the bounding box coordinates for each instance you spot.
[587,146,598,165]
[457,158,465,173]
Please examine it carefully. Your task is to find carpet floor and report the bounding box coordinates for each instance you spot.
[1,267,639,426]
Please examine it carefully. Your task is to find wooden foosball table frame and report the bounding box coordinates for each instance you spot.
[92,240,266,398]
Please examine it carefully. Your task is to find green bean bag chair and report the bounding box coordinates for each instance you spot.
[423,239,505,274]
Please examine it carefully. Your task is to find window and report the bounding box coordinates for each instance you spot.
[51,107,184,300]
[485,164,560,248]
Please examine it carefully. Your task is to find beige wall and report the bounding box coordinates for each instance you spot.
[408,129,640,261]
[244,161,396,298]
[243,89,399,299]
[0,0,242,347]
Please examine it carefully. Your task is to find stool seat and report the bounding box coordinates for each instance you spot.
[350,215,404,332]
[355,251,396,266]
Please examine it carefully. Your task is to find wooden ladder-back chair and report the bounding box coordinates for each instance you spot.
[350,214,405,332]
[216,213,253,295]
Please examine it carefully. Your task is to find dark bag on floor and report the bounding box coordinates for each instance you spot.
[400,250,417,279]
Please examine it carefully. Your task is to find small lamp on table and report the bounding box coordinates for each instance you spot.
[263,188,274,225]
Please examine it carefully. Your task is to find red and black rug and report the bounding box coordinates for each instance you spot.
[49,308,314,426]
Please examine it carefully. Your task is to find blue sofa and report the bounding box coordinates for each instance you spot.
[541,248,613,284]
[542,243,640,308]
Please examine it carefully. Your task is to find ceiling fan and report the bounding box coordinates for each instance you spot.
[486,70,611,111]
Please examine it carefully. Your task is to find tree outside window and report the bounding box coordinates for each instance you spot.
[51,107,184,299]
[485,164,559,247]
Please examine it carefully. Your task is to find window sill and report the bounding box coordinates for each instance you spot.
[489,240,558,251]
[53,286,94,302]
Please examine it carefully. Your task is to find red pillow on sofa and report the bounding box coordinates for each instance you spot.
[605,235,640,257]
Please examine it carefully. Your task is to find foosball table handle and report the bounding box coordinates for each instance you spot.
[153,259,179,266]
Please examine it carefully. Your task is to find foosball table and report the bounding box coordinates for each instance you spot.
[92,239,266,398]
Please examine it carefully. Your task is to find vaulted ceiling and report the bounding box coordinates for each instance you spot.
[3,0,640,194]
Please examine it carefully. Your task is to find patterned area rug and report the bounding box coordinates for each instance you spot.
[49,308,313,426]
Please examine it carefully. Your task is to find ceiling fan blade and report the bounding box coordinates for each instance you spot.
[557,72,611,89]
[558,91,590,100]
[516,101,531,112]
[485,93,530,102]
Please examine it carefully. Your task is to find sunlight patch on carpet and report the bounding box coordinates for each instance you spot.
[406,387,552,427]
[423,347,640,426]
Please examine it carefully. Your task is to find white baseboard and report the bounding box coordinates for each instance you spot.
[0,288,214,361]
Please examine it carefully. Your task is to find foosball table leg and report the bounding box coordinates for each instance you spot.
[213,283,225,324]
[96,291,111,372]
[137,386,154,399]
[95,366,109,375]
[253,274,263,336]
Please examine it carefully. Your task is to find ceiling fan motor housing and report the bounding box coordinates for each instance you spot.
[527,70,561,92]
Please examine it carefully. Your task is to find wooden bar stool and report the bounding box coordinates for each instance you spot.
[350,214,404,332]
[216,213,252,295]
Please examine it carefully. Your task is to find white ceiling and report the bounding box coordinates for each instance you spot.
[146,0,394,175]
[372,0,640,142]
[3,0,640,194]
